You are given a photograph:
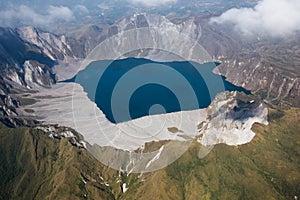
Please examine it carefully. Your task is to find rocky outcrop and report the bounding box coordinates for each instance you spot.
[197,91,268,146]
[35,124,87,148]
[197,19,300,107]
[0,27,56,88]
[18,26,75,61]
[0,81,39,127]
[216,58,300,106]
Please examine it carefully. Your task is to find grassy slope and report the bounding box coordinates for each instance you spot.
[122,107,300,200]
[0,125,120,200]
[0,107,299,200]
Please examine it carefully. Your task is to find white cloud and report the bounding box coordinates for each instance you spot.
[97,3,110,10]
[211,0,300,38]
[128,0,177,7]
[0,5,74,28]
[74,5,89,15]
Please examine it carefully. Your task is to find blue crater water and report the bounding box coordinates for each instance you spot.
[65,58,250,123]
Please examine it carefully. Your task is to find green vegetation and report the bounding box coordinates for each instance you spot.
[0,107,299,199]
[122,107,300,200]
[0,124,118,200]
[168,127,184,133]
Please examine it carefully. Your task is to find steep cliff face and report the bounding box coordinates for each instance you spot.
[196,19,300,107]
[18,26,75,61]
[216,58,300,107]
[0,27,56,88]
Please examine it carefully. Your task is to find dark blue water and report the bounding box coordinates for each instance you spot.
[65,58,250,123]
